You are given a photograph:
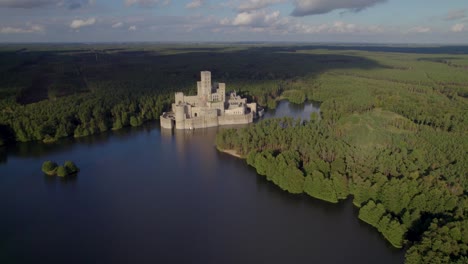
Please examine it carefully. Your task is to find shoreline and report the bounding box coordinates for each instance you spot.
[217,148,243,158]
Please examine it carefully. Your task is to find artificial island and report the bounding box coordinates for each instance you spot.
[160,71,263,130]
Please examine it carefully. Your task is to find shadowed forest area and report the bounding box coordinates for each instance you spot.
[1,44,467,263]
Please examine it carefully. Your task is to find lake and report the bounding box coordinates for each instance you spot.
[0,101,404,264]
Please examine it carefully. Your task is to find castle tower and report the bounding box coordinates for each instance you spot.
[218,83,226,102]
[175,92,184,105]
[199,71,211,96]
[174,105,186,129]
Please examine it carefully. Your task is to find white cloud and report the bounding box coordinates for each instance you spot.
[128,25,137,31]
[451,23,465,32]
[288,20,382,34]
[112,22,123,28]
[230,10,281,27]
[70,17,96,29]
[329,21,357,33]
[221,8,386,36]
[0,24,44,33]
[232,12,261,26]
[291,0,387,17]
[407,26,431,33]
[124,0,170,7]
[185,0,203,9]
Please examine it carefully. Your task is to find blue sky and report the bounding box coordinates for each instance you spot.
[0,0,467,43]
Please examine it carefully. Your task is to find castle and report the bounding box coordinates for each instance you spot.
[160,71,261,130]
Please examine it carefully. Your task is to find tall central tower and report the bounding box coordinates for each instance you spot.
[197,71,212,97]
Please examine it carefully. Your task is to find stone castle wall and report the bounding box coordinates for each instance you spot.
[160,115,174,129]
[181,116,219,129]
[169,113,253,130]
[219,112,253,125]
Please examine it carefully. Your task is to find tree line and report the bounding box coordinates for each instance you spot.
[217,115,466,262]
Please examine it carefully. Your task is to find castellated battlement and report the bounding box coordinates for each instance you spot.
[160,71,259,130]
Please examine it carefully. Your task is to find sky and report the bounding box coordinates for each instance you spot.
[0,0,467,43]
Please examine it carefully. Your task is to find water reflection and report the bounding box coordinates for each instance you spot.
[162,124,250,172]
[263,100,320,120]
[173,128,221,177]
[0,147,6,164]
[43,174,56,184]
[58,173,78,184]
[43,173,78,185]
[4,123,159,159]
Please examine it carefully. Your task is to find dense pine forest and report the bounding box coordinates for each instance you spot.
[214,46,468,263]
[1,44,467,263]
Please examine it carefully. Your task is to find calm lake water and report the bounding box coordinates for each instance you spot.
[0,101,404,264]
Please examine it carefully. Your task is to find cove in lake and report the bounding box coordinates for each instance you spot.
[0,100,403,264]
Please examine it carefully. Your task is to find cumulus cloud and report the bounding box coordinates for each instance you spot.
[185,0,203,9]
[219,8,388,36]
[112,22,123,28]
[228,10,281,27]
[288,20,383,34]
[291,0,387,17]
[124,0,170,8]
[451,23,465,32]
[328,21,357,33]
[70,18,96,29]
[0,0,94,9]
[407,26,431,33]
[444,9,466,21]
[128,25,137,31]
[0,24,44,33]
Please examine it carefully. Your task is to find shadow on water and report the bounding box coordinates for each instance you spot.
[263,100,320,120]
[0,147,6,164]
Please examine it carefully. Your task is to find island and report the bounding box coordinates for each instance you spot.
[42,160,80,177]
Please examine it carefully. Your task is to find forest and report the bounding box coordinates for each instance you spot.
[1,43,467,263]
[214,46,467,263]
